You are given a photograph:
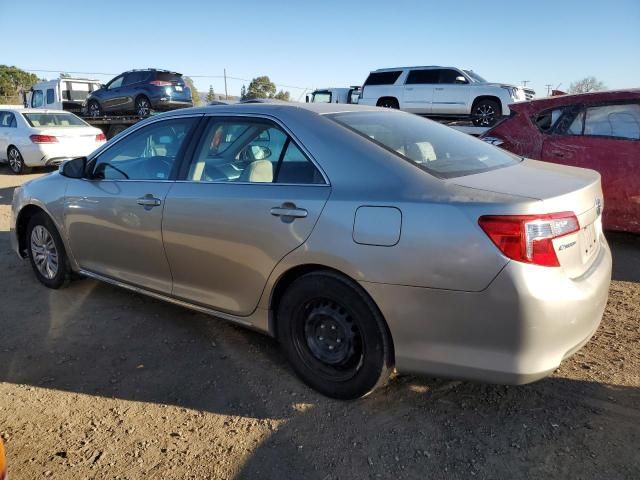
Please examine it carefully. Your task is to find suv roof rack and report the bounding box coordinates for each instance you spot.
[122,68,182,75]
[374,66,450,72]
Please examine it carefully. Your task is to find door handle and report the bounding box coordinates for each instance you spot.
[137,195,162,208]
[435,87,444,90]
[270,207,308,218]
[550,150,566,157]
[405,87,414,91]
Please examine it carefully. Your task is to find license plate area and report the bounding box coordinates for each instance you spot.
[580,223,598,261]
[174,85,183,92]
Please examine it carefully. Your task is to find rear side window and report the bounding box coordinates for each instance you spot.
[584,103,640,140]
[23,113,88,127]
[155,72,183,84]
[0,112,17,127]
[534,108,564,133]
[406,70,438,85]
[46,88,55,104]
[328,111,520,179]
[364,71,402,86]
[124,72,148,85]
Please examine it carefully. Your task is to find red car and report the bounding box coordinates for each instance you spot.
[482,89,640,233]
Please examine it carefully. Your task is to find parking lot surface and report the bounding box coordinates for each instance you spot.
[1,167,639,479]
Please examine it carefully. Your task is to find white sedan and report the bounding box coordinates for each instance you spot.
[0,108,106,174]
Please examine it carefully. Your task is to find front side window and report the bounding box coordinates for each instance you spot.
[186,118,324,184]
[438,69,466,84]
[108,76,124,90]
[406,69,438,85]
[328,110,520,178]
[23,113,88,127]
[92,117,196,180]
[583,103,640,140]
[31,90,44,108]
[46,88,55,104]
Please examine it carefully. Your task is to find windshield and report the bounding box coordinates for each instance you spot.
[327,111,520,178]
[23,113,89,127]
[463,70,488,83]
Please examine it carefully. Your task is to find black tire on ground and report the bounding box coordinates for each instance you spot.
[472,99,501,127]
[135,96,152,117]
[87,100,102,118]
[376,97,399,109]
[277,271,394,400]
[7,146,29,175]
[26,212,71,289]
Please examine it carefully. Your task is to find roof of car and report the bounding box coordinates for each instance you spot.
[122,68,181,75]
[0,108,70,114]
[372,66,454,72]
[519,88,640,109]
[169,102,382,117]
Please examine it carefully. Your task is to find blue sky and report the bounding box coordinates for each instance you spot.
[1,0,638,99]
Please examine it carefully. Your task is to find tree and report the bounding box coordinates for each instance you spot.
[183,76,201,106]
[568,76,606,94]
[245,76,276,100]
[273,90,290,101]
[0,65,39,104]
[206,85,216,103]
[240,85,247,100]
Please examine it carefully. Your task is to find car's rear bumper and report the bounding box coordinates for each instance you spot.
[21,142,105,167]
[361,237,612,384]
[151,98,193,111]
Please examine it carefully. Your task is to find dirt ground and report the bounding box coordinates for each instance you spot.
[0,166,638,480]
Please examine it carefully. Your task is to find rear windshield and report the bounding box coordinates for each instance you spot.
[23,113,89,127]
[155,72,184,84]
[327,111,521,178]
[364,71,402,86]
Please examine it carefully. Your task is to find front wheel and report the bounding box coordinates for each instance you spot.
[277,271,394,399]
[26,212,71,289]
[7,146,29,174]
[472,99,501,127]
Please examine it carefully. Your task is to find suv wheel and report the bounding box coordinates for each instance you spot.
[472,99,501,127]
[277,271,394,399]
[135,96,152,117]
[7,146,29,174]
[377,98,399,109]
[87,100,102,118]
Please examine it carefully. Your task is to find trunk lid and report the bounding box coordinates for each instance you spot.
[38,126,102,149]
[454,159,604,278]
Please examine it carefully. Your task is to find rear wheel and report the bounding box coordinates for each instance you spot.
[472,99,501,127]
[26,212,71,289]
[7,146,29,174]
[135,96,152,117]
[87,100,102,118]
[377,97,399,109]
[277,271,393,399]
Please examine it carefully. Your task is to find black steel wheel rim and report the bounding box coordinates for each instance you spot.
[293,298,364,381]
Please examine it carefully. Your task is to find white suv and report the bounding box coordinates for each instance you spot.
[358,66,534,127]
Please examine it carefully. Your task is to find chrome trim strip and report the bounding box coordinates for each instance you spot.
[79,269,253,327]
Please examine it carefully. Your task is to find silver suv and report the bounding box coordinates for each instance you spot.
[358,66,534,127]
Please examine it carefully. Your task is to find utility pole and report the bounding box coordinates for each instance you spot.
[224,69,228,100]
[545,84,553,96]
[520,80,530,87]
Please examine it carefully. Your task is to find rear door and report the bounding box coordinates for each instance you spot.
[121,72,147,111]
[162,115,330,315]
[432,68,471,115]
[542,102,640,232]
[64,115,201,293]
[403,69,437,113]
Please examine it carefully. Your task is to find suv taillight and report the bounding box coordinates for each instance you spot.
[30,134,58,143]
[149,80,172,86]
[478,212,579,267]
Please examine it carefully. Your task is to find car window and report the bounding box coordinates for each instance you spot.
[31,90,44,108]
[155,72,183,84]
[567,111,585,135]
[405,69,438,85]
[23,113,88,127]
[438,69,465,84]
[583,103,640,140]
[364,71,402,86]
[123,72,147,85]
[92,117,196,180]
[0,112,16,127]
[187,118,324,184]
[63,81,92,101]
[108,76,124,90]
[312,91,332,103]
[534,108,564,133]
[46,88,55,104]
[328,110,520,179]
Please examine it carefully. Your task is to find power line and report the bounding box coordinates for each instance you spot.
[24,68,312,91]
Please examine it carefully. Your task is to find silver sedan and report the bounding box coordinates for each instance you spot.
[10,103,612,399]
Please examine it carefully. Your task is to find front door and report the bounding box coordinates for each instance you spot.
[432,69,471,115]
[64,115,200,293]
[102,75,127,113]
[162,116,331,315]
[542,102,640,232]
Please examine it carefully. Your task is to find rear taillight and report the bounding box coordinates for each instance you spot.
[149,80,172,86]
[96,133,106,142]
[30,134,58,143]
[478,212,579,267]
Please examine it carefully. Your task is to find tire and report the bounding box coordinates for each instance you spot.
[87,100,102,118]
[135,96,152,117]
[7,146,29,175]
[377,97,399,109]
[26,212,71,289]
[472,99,501,127]
[277,271,394,400]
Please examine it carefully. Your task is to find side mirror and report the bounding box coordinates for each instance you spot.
[455,76,467,84]
[60,157,87,178]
